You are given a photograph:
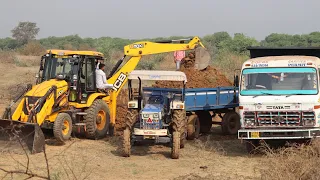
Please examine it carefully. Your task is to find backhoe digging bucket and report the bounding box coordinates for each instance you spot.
[0,119,45,154]
[194,47,211,70]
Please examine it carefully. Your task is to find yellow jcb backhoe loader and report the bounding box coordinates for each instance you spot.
[0,36,210,154]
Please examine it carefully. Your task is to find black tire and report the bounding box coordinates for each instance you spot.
[186,115,200,140]
[122,127,131,157]
[84,99,110,139]
[125,109,139,128]
[245,140,260,154]
[171,110,185,159]
[197,111,212,133]
[171,131,180,159]
[221,111,240,135]
[53,113,72,142]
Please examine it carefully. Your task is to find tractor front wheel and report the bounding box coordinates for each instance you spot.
[84,99,110,139]
[53,113,72,142]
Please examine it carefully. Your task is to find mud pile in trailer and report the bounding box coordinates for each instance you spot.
[153,51,232,88]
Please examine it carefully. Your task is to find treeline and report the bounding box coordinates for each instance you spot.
[1,31,320,58]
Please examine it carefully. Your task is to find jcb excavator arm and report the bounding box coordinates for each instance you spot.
[105,36,207,125]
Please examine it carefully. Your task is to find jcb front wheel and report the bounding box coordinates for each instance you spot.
[122,127,131,157]
[53,113,72,142]
[84,99,110,139]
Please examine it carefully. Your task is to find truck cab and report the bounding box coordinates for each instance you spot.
[237,47,320,153]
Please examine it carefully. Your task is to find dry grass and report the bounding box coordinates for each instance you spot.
[260,139,320,180]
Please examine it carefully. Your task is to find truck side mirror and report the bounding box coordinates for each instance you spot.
[234,75,239,87]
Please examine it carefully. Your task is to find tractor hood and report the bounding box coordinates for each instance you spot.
[25,79,68,97]
[142,104,164,113]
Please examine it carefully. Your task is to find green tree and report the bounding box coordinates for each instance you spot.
[11,22,40,45]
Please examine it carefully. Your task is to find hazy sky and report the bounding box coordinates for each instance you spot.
[0,0,319,40]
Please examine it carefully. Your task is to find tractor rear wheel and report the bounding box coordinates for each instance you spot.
[171,110,185,159]
[122,127,131,157]
[171,131,180,159]
[186,114,200,140]
[53,113,72,142]
[197,111,212,133]
[84,99,110,139]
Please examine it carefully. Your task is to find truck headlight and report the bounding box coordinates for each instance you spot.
[143,114,149,118]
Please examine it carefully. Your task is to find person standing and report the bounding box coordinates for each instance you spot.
[173,50,185,70]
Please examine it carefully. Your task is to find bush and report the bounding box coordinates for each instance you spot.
[18,41,46,56]
[261,140,320,180]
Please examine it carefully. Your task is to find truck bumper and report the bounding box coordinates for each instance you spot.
[238,128,320,140]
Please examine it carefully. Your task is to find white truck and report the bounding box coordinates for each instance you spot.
[237,47,320,153]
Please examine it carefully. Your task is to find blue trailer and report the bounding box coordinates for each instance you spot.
[184,87,239,140]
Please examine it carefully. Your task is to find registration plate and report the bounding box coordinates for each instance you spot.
[143,135,155,139]
[250,132,260,138]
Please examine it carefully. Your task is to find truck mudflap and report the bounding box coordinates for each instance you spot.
[238,128,320,140]
[0,119,45,154]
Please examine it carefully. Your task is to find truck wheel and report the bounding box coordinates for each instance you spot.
[221,111,240,135]
[84,99,110,139]
[122,127,131,157]
[197,112,212,133]
[245,140,259,154]
[53,113,72,142]
[186,115,200,140]
[171,130,180,159]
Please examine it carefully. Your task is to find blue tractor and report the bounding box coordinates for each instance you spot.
[122,70,188,159]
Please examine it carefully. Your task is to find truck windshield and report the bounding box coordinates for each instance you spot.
[240,67,318,96]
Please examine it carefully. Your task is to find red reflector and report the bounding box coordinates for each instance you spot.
[314,105,320,109]
[245,64,250,66]
[146,118,153,123]
[307,62,313,65]
[239,106,243,109]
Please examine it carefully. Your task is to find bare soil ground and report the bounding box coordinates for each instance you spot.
[0,55,267,180]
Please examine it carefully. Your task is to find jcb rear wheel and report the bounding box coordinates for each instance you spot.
[84,99,110,139]
[53,113,72,142]
[122,127,131,157]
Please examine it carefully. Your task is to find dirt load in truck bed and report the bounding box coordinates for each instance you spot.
[152,65,232,89]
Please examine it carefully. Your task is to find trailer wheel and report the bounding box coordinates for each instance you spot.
[122,127,131,157]
[53,113,72,142]
[186,115,200,140]
[245,140,260,154]
[84,99,110,139]
[197,112,212,133]
[221,111,240,135]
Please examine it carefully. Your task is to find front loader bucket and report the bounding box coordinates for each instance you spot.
[0,119,45,154]
[194,47,211,70]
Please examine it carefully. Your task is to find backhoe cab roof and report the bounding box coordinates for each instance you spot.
[129,70,187,83]
[45,49,104,59]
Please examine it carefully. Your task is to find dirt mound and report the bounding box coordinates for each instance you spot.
[153,65,232,89]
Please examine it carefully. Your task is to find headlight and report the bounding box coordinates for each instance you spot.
[153,113,159,118]
[143,114,149,118]
[128,103,136,108]
[176,104,184,109]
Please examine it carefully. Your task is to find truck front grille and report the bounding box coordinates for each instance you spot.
[257,111,301,126]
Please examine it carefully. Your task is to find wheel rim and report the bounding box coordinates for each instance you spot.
[62,119,70,135]
[96,110,106,131]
